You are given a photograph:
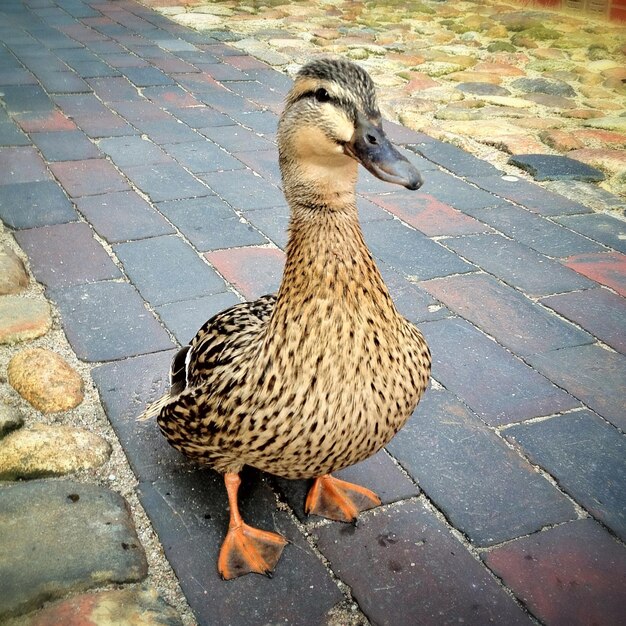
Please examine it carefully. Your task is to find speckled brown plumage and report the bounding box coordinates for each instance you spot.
[141,57,431,578]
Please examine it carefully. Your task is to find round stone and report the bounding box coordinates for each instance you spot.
[0,424,112,480]
[7,348,84,413]
[0,298,51,345]
[455,82,511,96]
[512,77,577,98]
[0,246,28,295]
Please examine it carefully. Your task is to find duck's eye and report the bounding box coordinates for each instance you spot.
[314,88,331,103]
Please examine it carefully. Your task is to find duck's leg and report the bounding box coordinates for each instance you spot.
[305,474,381,522]
[217,473,288,580]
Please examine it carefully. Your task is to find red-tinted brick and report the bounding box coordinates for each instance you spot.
[541,288,626,354]
[15,222,121,288]
[370,192,491,236]
[483,519,626,626]
[563,251,626,296]
[206,247,285,300]
[49,159,130,197]
[0,147,50,185]
[14,110,77,133]
[141,85,201,109]
[316,499,532,626]
[526,344,626,430]
[421,273,592,356]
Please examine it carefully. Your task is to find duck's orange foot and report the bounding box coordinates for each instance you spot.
[305,474,382,523]
[218,523,288,580]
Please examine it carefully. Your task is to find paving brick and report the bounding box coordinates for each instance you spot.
[200,169,284,211]
[554,213,626,254]
[138,472,343,626]
[563,251,626,296]
[114,235,227,306]
[15,222,122,289]
[509,154,605,182]
[169,105,233,129]
[98,135,170,167]
[316,499,532,626]
[0,84,55,113]
[389,389,576,546]
[98,52,150,69]
[241,205,290,249]
[0,121,30,147]
[422,273,593,356]
[199,124,274,153]
[85,76,140,102]
[0,146,50,185]
[206,247,285,300]
[225,80,286,111]
[421,317,579,425]
[14,110,77,133]
[232,149,282,186]
[444,233,596,296]
[156,291,242,345]
[122,161,209,202]
[407,140,501,177]
[31,129,101,162]
[483,519,626,626]
[540,288,626,354]
[37,71,91,94]
[526,344,626,430]
[132,119,202,145]
[468,205,606,258]
[193,84,262,115]
[122,66,174,87]
[141,84,201,109]
[227,109,278,137]
[149,55,200,75]
[0,180,77,229]
[49,158,130,197]
[274,450,419,522]
[0,68,37,86]
[157,196,266,251]
[368,192,493,236]
[75,190,175,243]
[162,139,244,173]
[504,410,626,541]
[50,281,174,362]
[64,59,120,79]
[361,219,474,281]
[466,174,593,216]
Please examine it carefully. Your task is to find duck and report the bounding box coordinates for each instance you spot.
[141,57,431,580]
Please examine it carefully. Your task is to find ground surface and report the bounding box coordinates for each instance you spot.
[0,1,625,625]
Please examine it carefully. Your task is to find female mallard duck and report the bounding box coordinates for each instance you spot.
[142,57,431,580]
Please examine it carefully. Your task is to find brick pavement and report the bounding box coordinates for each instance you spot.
[1,1,625,624]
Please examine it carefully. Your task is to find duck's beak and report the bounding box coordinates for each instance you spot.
[345,115,423,190]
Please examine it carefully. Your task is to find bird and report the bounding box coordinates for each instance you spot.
[140,57,431,580]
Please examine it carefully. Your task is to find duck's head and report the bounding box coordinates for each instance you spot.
[278,57,423,198]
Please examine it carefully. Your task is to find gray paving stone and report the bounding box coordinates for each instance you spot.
[156,291,242,345]
[138,472,344,626]
[0,180,77,229]
[122,65,174,87]
[508,154,604,183]
[388,389,576,546]
[407,140,501,177]
[274,450,419,522]
[227,109,278,136]
[422,273,593,356]
[98,135,170,167]
[123,161,209,202]
[0,84,55,113]
[466,205,605,257]
[114,235,227,306]
[132,119,203,146]
[421,317,580,425]
[315,499,533,626]
[361,219,474,281]
[169,105,233,129]
[50,281,174,362]
[75,190,175,243]
[0,120,30,146]
[540,288,626,354]
[554,213,626,254]
[65,59,120,79]
[30,129,101,161]
[162,139,244,173]
[444,233,596,296]
[504,410,626,541]
[241,205,289,248]
[232,149,282,186]
[200,168,284,210]
[0,480,147,620]
[156,196,266,251]
[526,344,626,430]
[15,222,122,288]
[199,123,274,152]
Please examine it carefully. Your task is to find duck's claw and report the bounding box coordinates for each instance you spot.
[305,474,381,522]
[218,523,288,580]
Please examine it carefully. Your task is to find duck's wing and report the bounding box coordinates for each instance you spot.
[137,294,276,421]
